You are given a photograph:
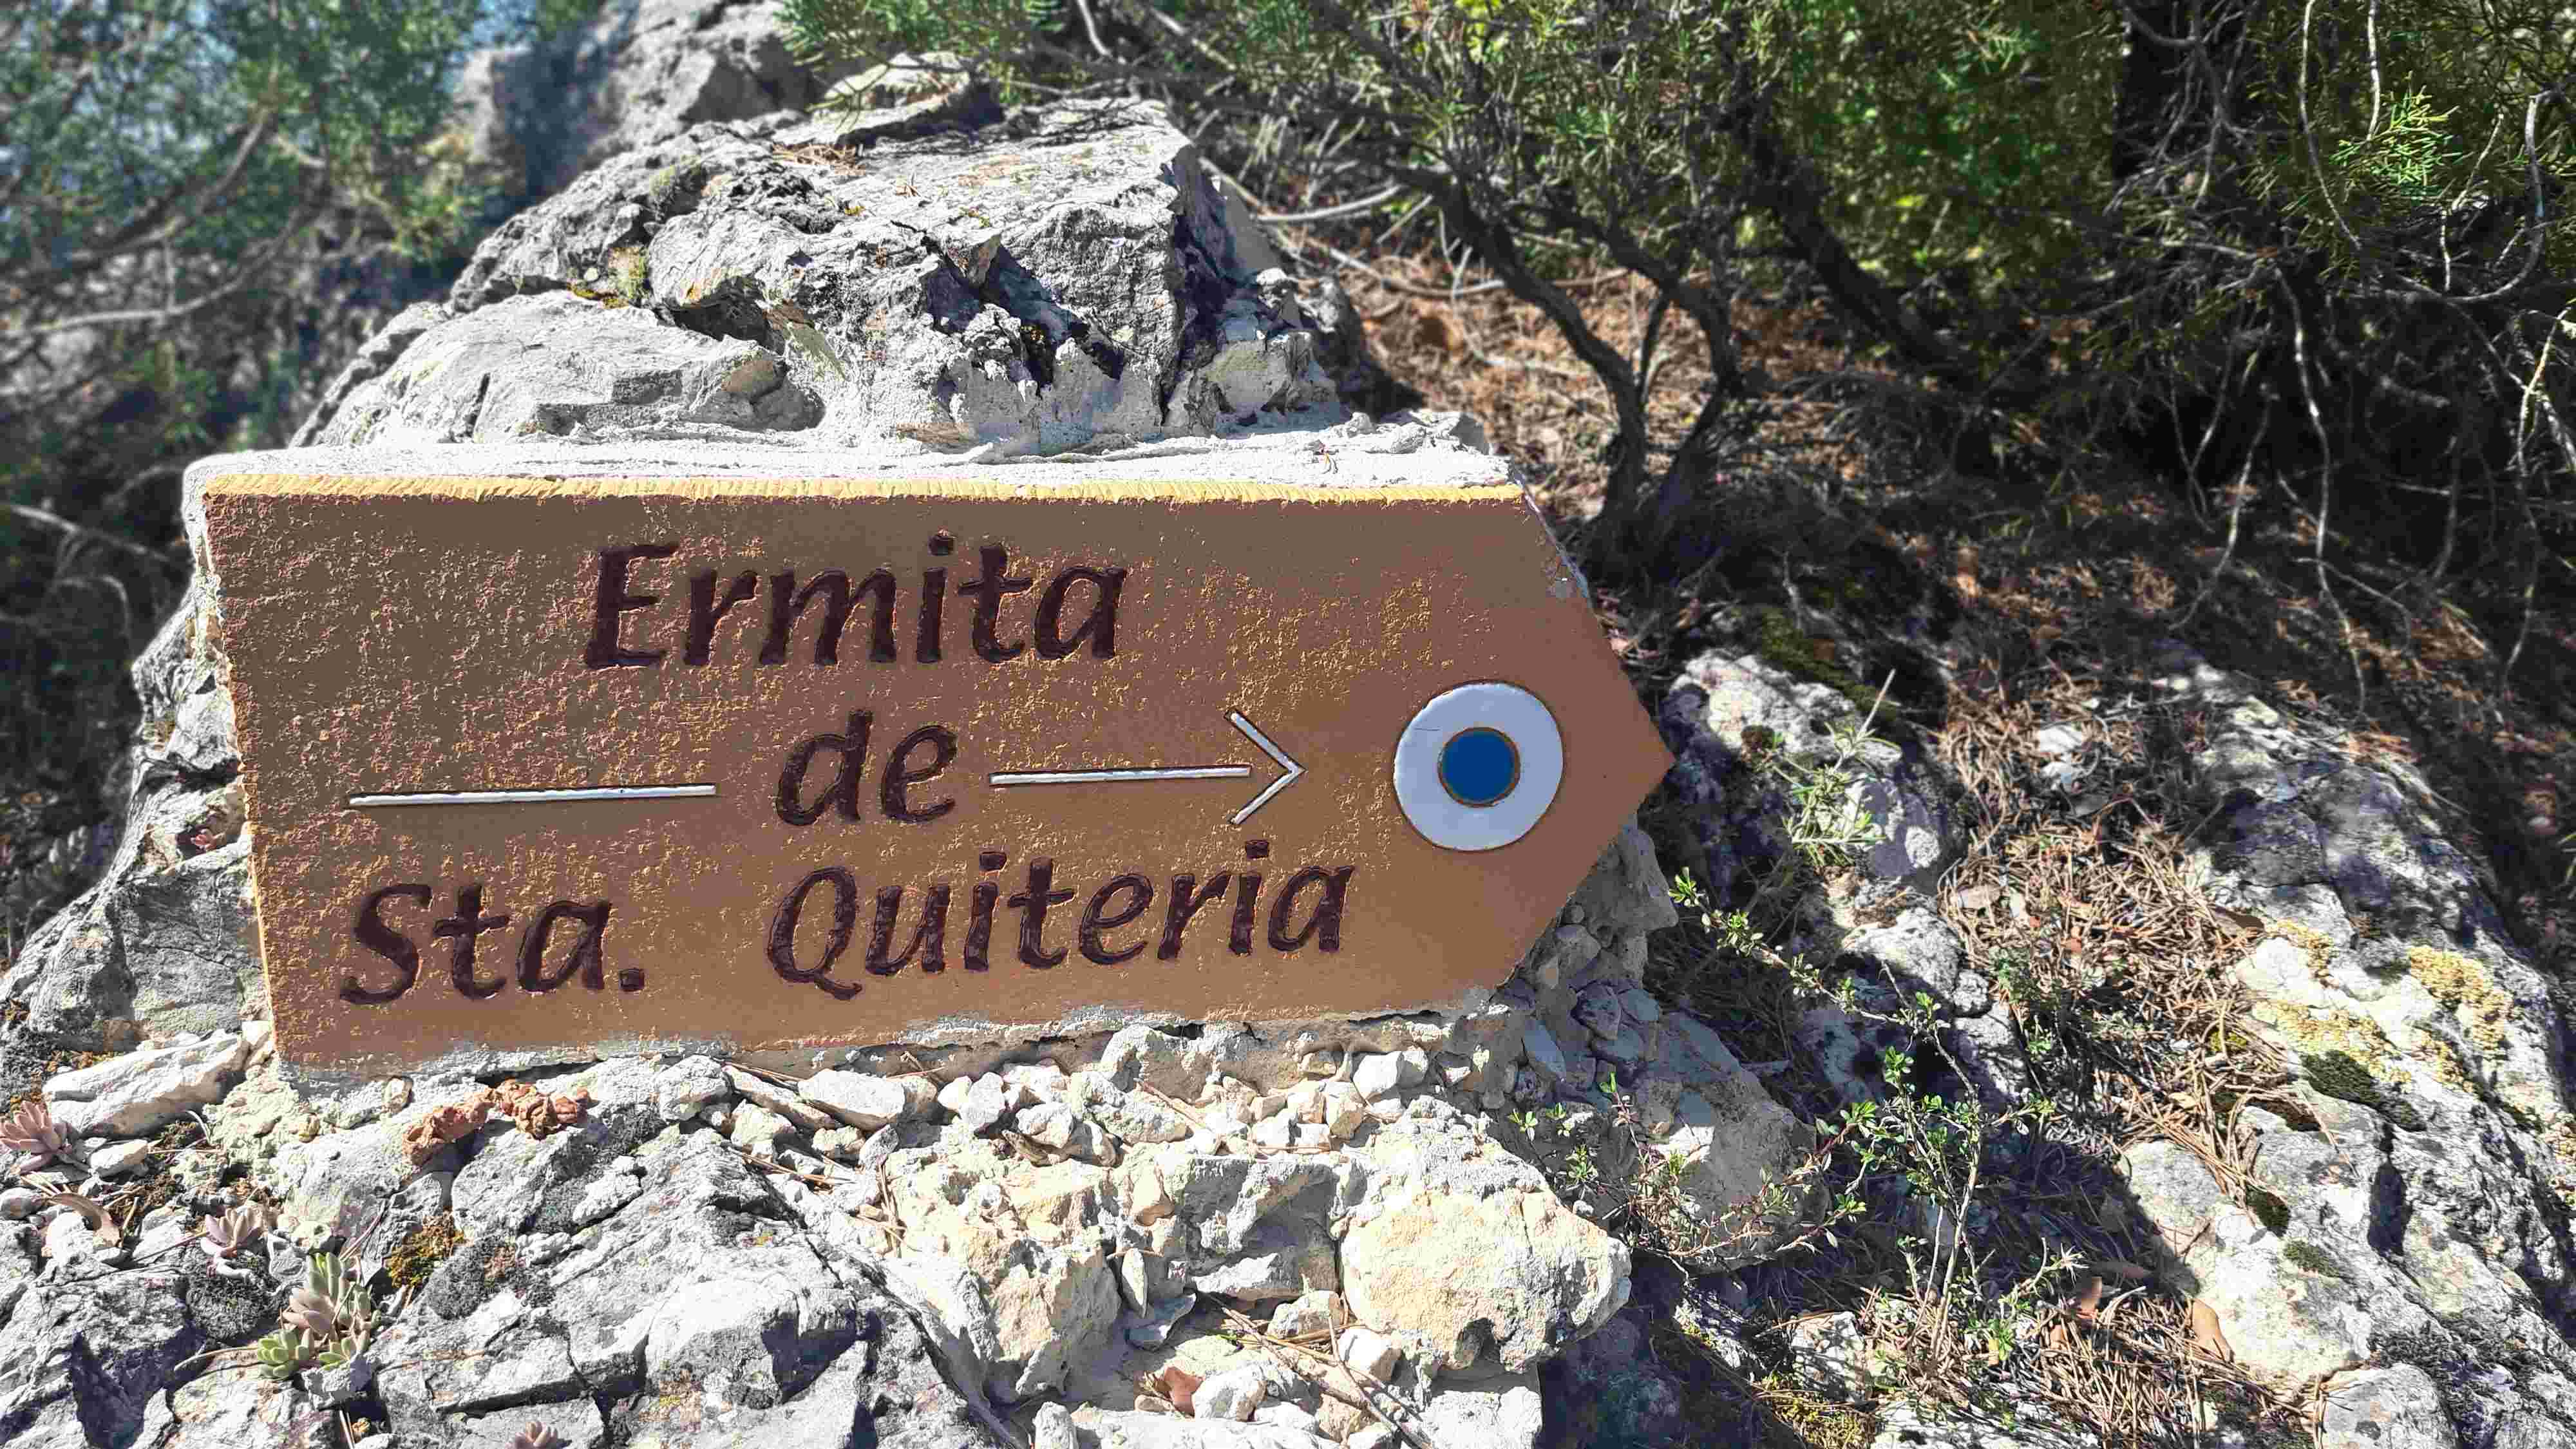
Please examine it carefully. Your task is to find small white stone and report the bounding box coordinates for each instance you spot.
[1033,1402,1078,1449]
[0,1188,40,1219]
[1250,1112,1296,1150]
[1338,1326,1401,1383]
[1128,1163,1176,1224]
[1347,1425,1400,1449]
[1001,1061,1070,1102]
[1195,1363,1268,1421]
[936,1075,975,1115]
[1254,1403,1321,1435]
[1395,1048,1430,1086]
[90,1139,153,1177]
[1294,1122,1331,1150]
[1352,1054,1405,1101]
[1320,1081,1368,1139]
[802,1070,922,1130]
[1115,1248,1153,1311]
[1268,1288,1341,1340]
[813,1126,864,1161]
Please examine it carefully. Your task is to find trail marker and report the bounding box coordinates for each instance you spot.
[198,464,1671,1074]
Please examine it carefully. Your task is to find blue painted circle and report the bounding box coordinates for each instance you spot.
[1438,728,1520,807]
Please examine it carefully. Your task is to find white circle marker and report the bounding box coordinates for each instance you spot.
[1392,682,1564,851]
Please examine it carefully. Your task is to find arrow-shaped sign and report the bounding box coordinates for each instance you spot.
[196,459,1672,1076]
[985,710,1305,826]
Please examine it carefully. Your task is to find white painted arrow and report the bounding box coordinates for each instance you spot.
[1223,710,1305,825]
[986,710,1305,826]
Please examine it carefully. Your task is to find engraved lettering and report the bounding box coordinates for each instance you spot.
[1079,875,1153,965]
[434,884,512,999]
[684,569,759,666]
[1265,867,1355,952]
[880,724,958,824]
[778,710,872,826]
[585,543,677,668]
[346,884,430,1005]
[1009,857,1075,969]
[769,868,862,999]
[518,900,614,991]
[960,544,1034,663]
[1035,566,1126,660]
[964,849,1005,971]
[1229,840,1267,956]
[865,885,950,975]
[1157,872,1232,960]
[760,569,898,666]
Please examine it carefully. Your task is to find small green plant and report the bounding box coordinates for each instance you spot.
[200,1202,274,1269]
[609,247,651,307]
[254,1251,376,1379]
[2243,1186,2292,1236]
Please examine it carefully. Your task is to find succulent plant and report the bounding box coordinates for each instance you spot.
[253,1327,310,1379]
[200,1201,274,1264]
[256,1249,375,1378]
[0,1097,71,1170]
[507,1423,568,1449]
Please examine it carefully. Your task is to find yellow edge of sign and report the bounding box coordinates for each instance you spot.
[202,474,1529,506]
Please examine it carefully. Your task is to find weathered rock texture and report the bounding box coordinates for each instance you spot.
[307,97,1343,455]
[449,0,862,221]
[2117,641,2576,1446]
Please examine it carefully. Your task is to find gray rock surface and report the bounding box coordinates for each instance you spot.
[2119,641,2576,1441]
[449,0,862,220]
[320,98,1341,456]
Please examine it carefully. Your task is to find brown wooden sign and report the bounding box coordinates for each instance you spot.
[199,473,1670,1074]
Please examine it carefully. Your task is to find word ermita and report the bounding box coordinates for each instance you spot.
[768,841,1356,999]
[586,533,1126,669]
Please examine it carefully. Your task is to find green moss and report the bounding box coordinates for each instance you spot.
[2280,1239,2349,1279]
[2302,1050,2427,1131]
[645,158,710,217]
[1751,606,1878,715]
[609,246,650,307]
[2244,1186,2291,1236]
[386,1213,465,1293]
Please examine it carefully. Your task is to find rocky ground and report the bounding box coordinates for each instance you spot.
[3,5,2572,1448]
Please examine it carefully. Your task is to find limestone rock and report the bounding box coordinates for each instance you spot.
[379,1127,981,1443]
[448,0,863,218]
[0,1273,202,1448]
[1070,1412,1332,1447]
[653,1053,735,1122]
[1340,1183,1629,1376]
[886,1140,1119,1401]
[2141,641,2576,1434]
[353,99,1341,458]
[801,1068,931,1130]
[43,1031,249,1137]
[309,292,823,446]
[2320,1365,2456,1449]
[1419,1373,1544,1449]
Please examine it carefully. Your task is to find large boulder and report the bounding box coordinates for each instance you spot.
[2116,642,2576,1441]
[316,98,1341,455]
